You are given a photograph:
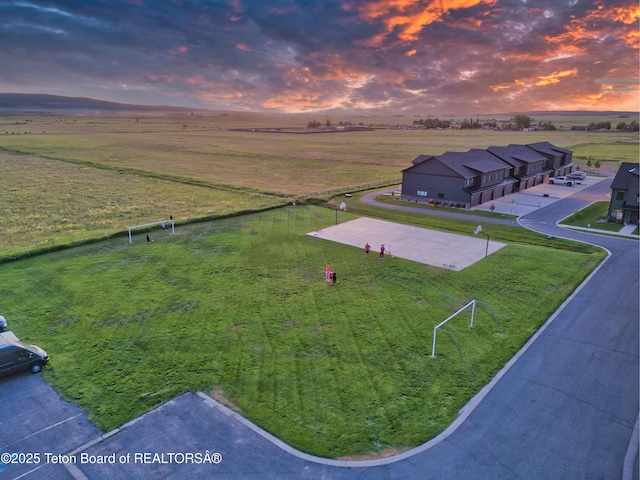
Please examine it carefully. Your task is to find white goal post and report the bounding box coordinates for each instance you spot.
[431,299,502,357]
[126,218,174,244]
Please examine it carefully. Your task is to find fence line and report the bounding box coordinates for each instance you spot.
[2,179,403,263]
[303,178,401,199]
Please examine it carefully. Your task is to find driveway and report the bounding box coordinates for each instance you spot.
[1,180,637,479]
[470,174,602,216]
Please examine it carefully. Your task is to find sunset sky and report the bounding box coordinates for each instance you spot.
[1,0,638,113]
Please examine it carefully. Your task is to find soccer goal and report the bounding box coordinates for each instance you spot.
[126,218,174,244]
[431,299,502,358]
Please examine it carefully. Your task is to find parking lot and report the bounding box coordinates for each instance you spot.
[0,372,100,479]
[470,175,604,216]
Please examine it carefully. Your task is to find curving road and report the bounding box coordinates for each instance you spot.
[358,190,519,225]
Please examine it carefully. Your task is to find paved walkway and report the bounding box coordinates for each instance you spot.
[564,224,639,237]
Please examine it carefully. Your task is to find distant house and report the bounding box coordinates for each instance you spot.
[571,126,593,131]
[609,162,640,224]
[401,142,573,208]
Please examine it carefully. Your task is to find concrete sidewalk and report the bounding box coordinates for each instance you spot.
[563,223,639,238]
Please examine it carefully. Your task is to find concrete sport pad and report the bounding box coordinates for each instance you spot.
[307,217,506,271]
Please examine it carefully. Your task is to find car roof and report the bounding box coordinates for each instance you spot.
[0,331,22,348]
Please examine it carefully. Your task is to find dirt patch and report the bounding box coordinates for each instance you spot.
[337,445,412,461]
[210,386,243,414]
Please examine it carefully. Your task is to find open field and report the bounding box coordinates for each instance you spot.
[0,152,280,256]
[0,112,637,256]
[0,205,605,458]
[1,113,637,197]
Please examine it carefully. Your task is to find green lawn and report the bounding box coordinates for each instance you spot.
[0,205,605,458]
[560,201,623,232]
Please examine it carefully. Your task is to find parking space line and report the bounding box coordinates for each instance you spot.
[0,413,83,450]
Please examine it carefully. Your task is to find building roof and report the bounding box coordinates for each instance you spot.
[413,148,510,178]
[610,162,640,191]
[411,154,435,165]
[526,141,572,156]
[415,152,477,178]
[488,144,548,166]
[459,149,510,173]
[405,141,569,179]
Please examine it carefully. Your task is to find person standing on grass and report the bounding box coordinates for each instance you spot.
[379,244,385,260]
[365,243,370,257]
[326,264,331,282]
[332,270,337,285]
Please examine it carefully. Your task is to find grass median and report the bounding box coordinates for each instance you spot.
[0,204,605,458]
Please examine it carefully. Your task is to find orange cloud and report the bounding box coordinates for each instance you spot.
[353,0,497,46]
[490,84,512,92]
[600,4,640,24]
[546,3,640,49]
[535,68,578,86]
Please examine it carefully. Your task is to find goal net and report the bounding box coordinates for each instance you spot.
[431,299,502,358]
[126,218,174,244]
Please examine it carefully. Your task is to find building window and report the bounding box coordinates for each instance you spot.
[437,193,445,199]
[417,190,428,196]
[616,191,625,201]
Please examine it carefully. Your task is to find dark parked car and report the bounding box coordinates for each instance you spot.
[0,331,49,377]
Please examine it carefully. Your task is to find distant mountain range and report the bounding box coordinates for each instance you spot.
[0,93,210,114]
[0,93,636,117]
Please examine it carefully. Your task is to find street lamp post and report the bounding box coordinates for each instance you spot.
[474,225,490,258]
[336,202,347,225]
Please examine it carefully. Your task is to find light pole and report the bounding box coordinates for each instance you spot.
[336,202,346,225]
[474,225,490,258]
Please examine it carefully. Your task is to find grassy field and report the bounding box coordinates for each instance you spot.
[0,152,281,257]
[1,114,638,197]
[0,205,605,458]
[1,113,637,256]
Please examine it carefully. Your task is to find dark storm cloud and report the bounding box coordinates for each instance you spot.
[0,0,637,112]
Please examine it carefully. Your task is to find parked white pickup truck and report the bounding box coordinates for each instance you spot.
[549,176,574,186]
